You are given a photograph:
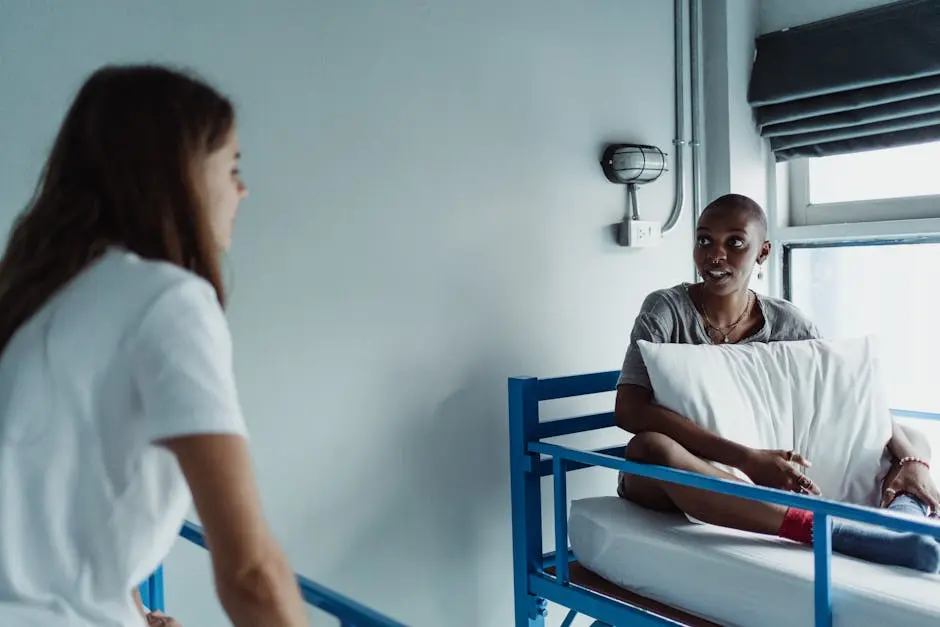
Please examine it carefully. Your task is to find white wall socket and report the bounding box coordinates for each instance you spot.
[626,220,662,247]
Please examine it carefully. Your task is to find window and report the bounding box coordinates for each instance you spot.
[808,142,940,205]
[786,240,940,450]
[786,139,940,227]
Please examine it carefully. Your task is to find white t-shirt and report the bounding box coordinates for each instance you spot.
[0,248,247,626]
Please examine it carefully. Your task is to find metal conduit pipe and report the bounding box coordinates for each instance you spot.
[662,0,704,234]
[689,0,704,227]
[661,0,686,233]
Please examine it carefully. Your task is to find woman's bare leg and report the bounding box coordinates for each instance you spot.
[619,432,786,534]
[619,432,940,572]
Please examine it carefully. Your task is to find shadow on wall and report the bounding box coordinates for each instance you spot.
[292,357,515,627]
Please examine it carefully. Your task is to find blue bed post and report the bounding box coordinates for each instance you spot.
[509,377,546,626]
[137,580,150,611]
[148,564,165,613]
[138,565,166,614]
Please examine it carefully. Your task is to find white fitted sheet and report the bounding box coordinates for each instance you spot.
[568,497,940,627]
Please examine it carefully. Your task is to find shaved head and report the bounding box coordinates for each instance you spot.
[700,194,767,240]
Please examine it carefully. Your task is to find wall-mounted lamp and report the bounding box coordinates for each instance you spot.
[600,143,668,247]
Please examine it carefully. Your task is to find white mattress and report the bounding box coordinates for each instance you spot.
[568,497,940,627]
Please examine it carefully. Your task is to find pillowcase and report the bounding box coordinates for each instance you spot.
[636,336,893,507]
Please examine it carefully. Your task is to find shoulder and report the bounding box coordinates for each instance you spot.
[628,284,693,340]
[637,284,689,321]
[88,248,226,344]
[99,248,220,311]
[757,293,820,340]
[758,293,810,324]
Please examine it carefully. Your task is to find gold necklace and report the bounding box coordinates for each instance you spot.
[701,291,752,343]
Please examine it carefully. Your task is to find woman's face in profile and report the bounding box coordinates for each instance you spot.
[198,128,248,252]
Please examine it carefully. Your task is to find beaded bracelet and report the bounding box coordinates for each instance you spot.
[897,456,931,470]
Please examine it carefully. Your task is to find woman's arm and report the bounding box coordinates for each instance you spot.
[160,434,309,627]
[881,421,940,511]
[132,588,147,620]
[888,421,931,461]
[615,298,755,470]
[129,282,308,626]
[131,589,183,626]
[615,384,753,469]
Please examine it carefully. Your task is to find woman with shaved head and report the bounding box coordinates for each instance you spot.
[614,193,940,573]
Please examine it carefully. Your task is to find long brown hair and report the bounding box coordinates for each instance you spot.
[0,64,234,354]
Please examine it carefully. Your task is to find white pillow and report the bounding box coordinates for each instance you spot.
[636,336,893,507]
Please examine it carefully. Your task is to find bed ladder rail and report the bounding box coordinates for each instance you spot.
[138,521,407,627]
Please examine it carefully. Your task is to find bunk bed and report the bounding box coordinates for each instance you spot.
[509,370,940,627]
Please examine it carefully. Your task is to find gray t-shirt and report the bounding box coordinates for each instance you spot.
[618,283,820,389]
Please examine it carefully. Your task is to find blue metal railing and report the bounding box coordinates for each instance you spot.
[509,371,940,627]
[141,521,406,627]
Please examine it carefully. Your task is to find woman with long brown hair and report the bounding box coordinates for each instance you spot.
[0,65,309,626]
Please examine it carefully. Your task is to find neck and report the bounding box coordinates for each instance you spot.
[696,285,751,327]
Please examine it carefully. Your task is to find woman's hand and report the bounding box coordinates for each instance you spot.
[881,460,940,514]
[146,611,182,626]
[740,449,821,495]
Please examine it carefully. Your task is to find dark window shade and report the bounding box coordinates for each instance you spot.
[748,0,940,161]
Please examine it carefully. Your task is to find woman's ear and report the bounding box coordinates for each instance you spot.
[757,240,772,264]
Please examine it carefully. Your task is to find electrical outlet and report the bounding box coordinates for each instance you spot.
[627,220,662,247]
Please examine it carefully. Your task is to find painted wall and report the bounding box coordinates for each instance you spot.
[0,1,695,625]
[701,0,770,294]
[760,0,902,33]
[702,0,765,206]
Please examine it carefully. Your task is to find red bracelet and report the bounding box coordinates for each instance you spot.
[898,456,931,471]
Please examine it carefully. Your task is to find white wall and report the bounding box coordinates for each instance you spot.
[725,0,766,207]
[701,0,771,293]
[703,0,765,206]
[760,0,901,33]
[0,1,694,625]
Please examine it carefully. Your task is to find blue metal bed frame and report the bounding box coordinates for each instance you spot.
[139,521,406,627]
[509,370,940,627]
